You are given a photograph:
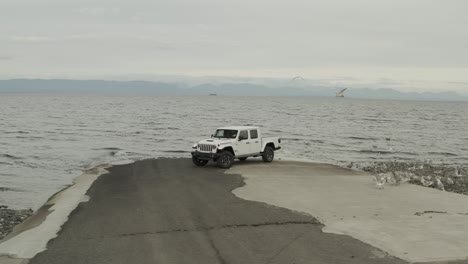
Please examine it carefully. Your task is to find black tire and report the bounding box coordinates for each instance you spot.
[192,156,208,167]
[217,151,234,169]
[262,146,274,162]
[239,157,248,161]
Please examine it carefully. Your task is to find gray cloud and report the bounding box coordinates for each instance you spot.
[8,36,56,43]
[75,7,121,16]
[0,0,467,93]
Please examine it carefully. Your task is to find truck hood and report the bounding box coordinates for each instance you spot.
[198,138,235,146]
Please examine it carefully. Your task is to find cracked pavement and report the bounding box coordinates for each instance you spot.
[29,158,407,264]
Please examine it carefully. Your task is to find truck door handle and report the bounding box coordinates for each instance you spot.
[255,141,259,143]
[246,142,250,144]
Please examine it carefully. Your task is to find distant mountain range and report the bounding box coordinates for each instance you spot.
[0,79,466,101]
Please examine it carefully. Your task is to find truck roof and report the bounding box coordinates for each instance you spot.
[217,126,259,130]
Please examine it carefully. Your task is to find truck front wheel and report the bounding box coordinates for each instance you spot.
[262,146,274,162]
[217,151,234,169]
[192,157,208,166]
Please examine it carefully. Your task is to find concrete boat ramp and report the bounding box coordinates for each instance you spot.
[1,159,467,264]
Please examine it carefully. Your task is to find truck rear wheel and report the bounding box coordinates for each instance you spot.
[262,146,274,162]
[192,156,208,166]
[217,151,234,169]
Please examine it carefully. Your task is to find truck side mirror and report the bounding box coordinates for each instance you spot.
[211,134,214,138]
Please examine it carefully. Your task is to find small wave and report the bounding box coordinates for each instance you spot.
[0,161,14,165]
[141,137,165,141]
[358,149,418,156]
[123,152,150,158]
[281,138,302,141]
[94,147,122,151]
[151,138,167,142]
[361,118,394,122]
[3,131,29,134]
[296,139,323,144]
[427,152,458,157]
[0,187,22,192]
[45,131,77,135]
[358,150,394,155]
[390,156,414,161]
[0,154,21,160]
[145,122,165,125]
[16,135,45,139]
[309,139,324,144]
[161,150,190,153]
[167,127,179,130]
[349,136,378,141]
[111,151,127,157]
[14,160,39,168]
[330,143,347,148]
[399,152,418,156]
[282,138,323,144]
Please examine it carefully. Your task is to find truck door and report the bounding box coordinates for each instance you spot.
[236,130,250,156]
[249,129,261,154]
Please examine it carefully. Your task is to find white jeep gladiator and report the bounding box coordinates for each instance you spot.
[191,126,281,168]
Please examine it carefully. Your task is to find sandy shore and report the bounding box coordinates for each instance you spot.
[1,158,467,264]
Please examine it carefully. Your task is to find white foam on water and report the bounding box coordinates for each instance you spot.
[110,159,136,166]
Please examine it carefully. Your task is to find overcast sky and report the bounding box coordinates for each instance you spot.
[0,0,467,93]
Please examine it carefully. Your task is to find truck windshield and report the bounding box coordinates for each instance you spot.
[214,129,238,139]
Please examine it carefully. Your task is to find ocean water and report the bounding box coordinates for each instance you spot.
[1,94,467,209]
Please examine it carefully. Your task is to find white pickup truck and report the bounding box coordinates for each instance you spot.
[191,126,281,168]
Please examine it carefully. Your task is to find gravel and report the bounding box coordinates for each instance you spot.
[0,205,33,240]
[351,161,468,194]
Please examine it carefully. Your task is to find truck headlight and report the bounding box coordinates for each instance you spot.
[192,144,198,149]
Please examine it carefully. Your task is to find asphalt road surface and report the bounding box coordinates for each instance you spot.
[30,158,407,264]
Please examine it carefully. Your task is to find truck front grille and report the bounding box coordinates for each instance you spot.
[198,144,216,152]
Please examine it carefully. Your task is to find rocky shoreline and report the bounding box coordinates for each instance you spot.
[0,205,33,240]
[351,161,468,194]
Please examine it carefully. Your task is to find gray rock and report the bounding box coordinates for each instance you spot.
[0,205,33,240]
[358,161,467,195]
